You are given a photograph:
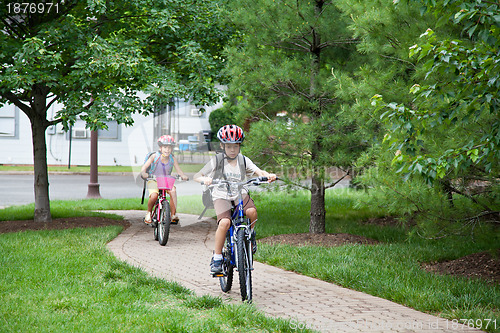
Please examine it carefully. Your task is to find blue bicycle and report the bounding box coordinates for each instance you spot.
[205,177,269,302]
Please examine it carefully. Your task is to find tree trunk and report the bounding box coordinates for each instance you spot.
[308,0,326,233]
[31,86,52,223]
[310,171,326,233]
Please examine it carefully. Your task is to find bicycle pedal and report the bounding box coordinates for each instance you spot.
[212,273,225,278]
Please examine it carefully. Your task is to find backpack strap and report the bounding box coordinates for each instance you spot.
[213,153,225,180]
[149,151,162,176]
[238,154,247,181]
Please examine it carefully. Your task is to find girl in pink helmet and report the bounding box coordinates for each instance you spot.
[194,125,276,274]
[141,135,189,224]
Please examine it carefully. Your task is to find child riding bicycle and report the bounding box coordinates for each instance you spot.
[194,125,276,274]
[141,135,189,224]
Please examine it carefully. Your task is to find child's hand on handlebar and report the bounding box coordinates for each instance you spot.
[262,173,277,182]
[203,177,213,185]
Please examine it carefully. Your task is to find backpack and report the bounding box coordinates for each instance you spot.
[144,151,162,176]
[140,151,162,205]
[199,153,247,218]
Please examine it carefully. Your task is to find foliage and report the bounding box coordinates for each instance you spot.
[0,0,232,129]
[208,102,237,139]
[370,1,500,211]
[334,0,500,235]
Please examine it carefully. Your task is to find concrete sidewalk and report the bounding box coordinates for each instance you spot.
[106,211,482,333]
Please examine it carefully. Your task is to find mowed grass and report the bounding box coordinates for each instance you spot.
[0,225,309,332]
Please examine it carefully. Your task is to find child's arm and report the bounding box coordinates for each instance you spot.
[140,155,155,179]
[255,169,277,182]
[194,159,215,185]
[172,156,189,180]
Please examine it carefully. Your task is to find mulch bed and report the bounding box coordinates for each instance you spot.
[421,249,500,284]
[0,216,130,234]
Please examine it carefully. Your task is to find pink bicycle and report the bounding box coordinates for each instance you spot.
[149,176,175,246]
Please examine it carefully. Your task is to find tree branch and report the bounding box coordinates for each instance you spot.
[325,172,349,189]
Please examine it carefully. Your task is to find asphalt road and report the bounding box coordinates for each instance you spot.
[0,173,202,208]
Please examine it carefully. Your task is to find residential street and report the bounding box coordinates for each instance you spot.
[0,172,201,208]
[0,172,350,208]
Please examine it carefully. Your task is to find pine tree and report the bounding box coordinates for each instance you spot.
[225,0,366,233]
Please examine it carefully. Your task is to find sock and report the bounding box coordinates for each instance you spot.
[213,253,223,261]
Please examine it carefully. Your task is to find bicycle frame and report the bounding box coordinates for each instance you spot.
[152,189,169,224]
[149,176,176,246]
[227,190,253,273]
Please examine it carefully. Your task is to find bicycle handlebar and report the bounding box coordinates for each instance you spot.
[145,175,188,182]
[201,176,273,187]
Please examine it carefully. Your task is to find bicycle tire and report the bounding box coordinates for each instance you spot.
[236,227,252,302]
[158,200,171,246]
[219,234,233,292]
[152,204,159,241]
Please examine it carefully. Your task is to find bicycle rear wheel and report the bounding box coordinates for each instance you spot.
[219,234,234,292]
[158,200,171,246]
[236,227,252,302]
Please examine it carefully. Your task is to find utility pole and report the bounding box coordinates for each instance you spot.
[86,130,101,198]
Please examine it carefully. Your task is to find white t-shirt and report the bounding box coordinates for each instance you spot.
[197,154,260,201]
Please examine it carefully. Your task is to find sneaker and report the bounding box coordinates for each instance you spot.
[144,212,152,224]
[171,214,179,225]
[210,258,223,274]
[250,229,257,254]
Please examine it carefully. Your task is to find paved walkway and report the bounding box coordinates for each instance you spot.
[106,211,482,333]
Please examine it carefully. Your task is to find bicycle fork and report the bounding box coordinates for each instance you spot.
[233,225,254,272]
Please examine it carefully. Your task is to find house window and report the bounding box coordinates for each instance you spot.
[0,105,18,138]
[98,121,119,140]
[66,120,120,140]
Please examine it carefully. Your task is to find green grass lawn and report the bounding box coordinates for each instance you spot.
[1,189,498,332]
[0,222,308,332]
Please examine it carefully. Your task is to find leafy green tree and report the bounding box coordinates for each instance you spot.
[208,103,237,140]
[371,0,499,223]
[0,0,232,222]
[224,0,366,233]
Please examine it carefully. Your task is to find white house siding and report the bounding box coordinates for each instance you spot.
[0,97,221,167]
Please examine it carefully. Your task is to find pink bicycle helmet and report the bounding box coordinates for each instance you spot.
[157,135,175,146]
[217,125,245,143]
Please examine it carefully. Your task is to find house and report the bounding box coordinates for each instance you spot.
[0,96,221,167]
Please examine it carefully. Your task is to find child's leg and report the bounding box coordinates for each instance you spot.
[243,195,258,229]
[246,208,258,229]
[213,199,232,255]
[214,218,231,255]
[167,186,177,215]
[148,192,158,213]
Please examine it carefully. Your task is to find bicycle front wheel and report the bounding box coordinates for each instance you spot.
[236,227,252,302]
[219,233,234,292]
[158,200,171,246]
